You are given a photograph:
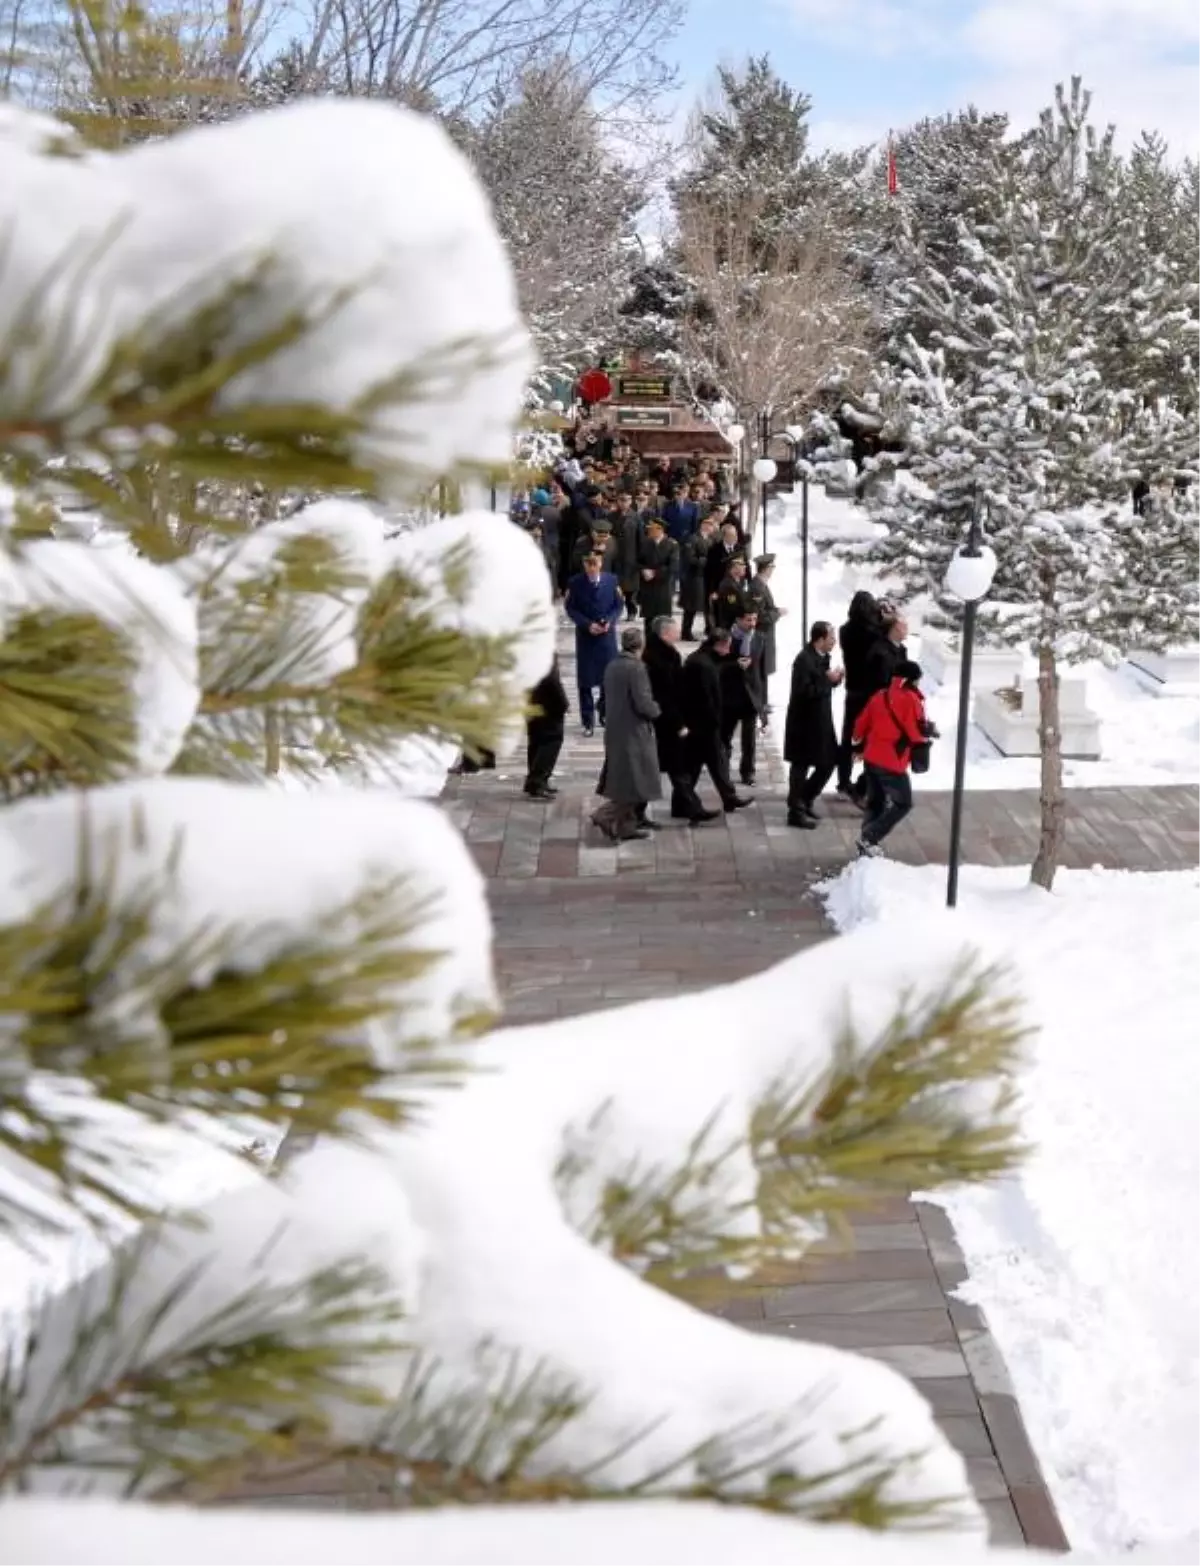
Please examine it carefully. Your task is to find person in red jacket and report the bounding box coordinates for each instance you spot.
[851,660,933,857]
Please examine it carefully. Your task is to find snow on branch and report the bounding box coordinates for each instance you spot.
[0,776,496,1234]
[1,488,199,794]
[0,99,530,495]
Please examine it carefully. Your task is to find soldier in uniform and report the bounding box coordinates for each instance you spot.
[713,553,751,630]
[637,516,679,626]
[570,517,620,578]
[747,554,784,681]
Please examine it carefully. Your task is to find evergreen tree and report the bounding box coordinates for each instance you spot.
[452,63,645,404]
[673,55,813,266]
[2,32,1035,1558]
[854,80,1199,890]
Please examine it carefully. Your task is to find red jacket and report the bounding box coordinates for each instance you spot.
[853,678,928,774]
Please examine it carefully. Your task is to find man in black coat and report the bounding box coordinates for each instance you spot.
[718,608,766,786]
[557,486,596,593]
[864,609,909,696]
[680,627,751,813]
[643,618,717,823]
[679,515,718,641]
[524,656,569,799]
[637,517,679,625]
[784,621,843,827]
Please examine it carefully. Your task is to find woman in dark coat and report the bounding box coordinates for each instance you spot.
[837,590,883,796]
[784,622,843,827]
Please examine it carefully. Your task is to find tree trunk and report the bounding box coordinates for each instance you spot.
[1030,642,1065,890]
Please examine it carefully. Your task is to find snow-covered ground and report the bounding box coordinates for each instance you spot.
[821,859,1200,1559]
[762,488,1200,790]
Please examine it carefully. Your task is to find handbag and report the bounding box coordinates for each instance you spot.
[883,689,932,774]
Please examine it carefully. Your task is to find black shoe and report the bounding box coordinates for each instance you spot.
[802,803,822,821]
[681,632,698,643]
[638,818,662,831]
[787,810,818,830]
[582,725,595,738]
[524,783,554,800]
[688,807,721,824]
[740,774,756,788]
[620,827,653,841]
[724,795,753,812]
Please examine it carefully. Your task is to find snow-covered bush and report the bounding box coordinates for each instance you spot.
[2,90,1034,1561]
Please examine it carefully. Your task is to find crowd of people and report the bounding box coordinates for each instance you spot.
[468,429,937,860]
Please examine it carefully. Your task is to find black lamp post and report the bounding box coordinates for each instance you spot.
[944,493,997,909]
[778,426,808,631]
[752,410,778,556]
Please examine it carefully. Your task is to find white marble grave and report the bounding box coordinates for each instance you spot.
[975,673,1102,760]
[1127,646,1200,699]
[918,625,1024,692]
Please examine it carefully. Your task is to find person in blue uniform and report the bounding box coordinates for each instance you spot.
[564,551,624,736]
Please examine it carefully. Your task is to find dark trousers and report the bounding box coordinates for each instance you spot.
[838,690,870,792]
[720,708,758,783]
[668,768,704,818]
[458,748,495,774]
[578,682,605,730]
[525,717,563,789]
[686,732,738,807]
[787,759,835,814]
[861,764,913,845]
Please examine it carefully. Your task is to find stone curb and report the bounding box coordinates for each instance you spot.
[915,1202,1070,1552]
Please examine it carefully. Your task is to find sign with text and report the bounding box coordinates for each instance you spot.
[617,375,673,400]
[615,407,673,428]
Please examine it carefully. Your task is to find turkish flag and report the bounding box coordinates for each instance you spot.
[887,136,898,196]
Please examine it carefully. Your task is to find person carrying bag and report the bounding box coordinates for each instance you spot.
[851,660,938,857]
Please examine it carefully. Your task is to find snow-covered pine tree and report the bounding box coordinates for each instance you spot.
[3,44,1036,1563]
[450,62,645,408]
[855,79,1199,890]
[673,55,812,266]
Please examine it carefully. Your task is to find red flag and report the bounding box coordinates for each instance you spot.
[887,133,898,196]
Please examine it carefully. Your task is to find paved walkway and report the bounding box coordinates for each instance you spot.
[440,617,1197,1548]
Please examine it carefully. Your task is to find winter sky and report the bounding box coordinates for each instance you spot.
[671,0,1199,157]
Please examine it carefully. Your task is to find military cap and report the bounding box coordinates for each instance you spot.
[754,553,776,569]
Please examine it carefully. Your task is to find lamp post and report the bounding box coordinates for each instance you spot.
[752,455,777,554]
[782,425,808,631]
[943,497,998,909]
[726,421,745,519]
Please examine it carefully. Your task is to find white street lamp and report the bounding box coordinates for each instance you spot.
[785,424,804,444]
[752,457,778,483]
[944,545,998,603]
[726,422,745,444]
[943,502,997,909]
